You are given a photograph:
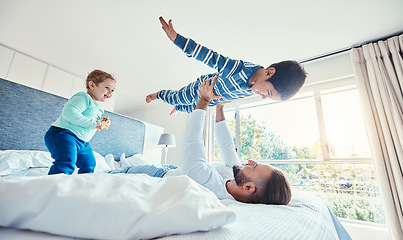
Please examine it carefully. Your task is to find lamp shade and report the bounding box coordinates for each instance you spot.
[158,133,176,148]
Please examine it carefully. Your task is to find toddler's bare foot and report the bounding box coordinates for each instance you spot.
[170,107,178,116]
[146,92,158,103]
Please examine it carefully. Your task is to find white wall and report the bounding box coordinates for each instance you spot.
[142,122,164,165]
[0,44,115,112]
[302,51,354,85]
[125,103,189,166]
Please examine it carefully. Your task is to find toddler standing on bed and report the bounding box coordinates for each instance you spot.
[45,69,116,175]
[146,16,307,114]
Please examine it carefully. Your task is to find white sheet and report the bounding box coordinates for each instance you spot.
[0,173,235,240]
[0,150,52,176]
[159,191,340,240]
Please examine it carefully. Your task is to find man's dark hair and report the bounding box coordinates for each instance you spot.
[250,167,292,205]
[268,60,307,101]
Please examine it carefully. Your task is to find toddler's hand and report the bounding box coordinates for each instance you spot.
[103,117,110,126]
[103,117,111,130]
[96,120,104,131]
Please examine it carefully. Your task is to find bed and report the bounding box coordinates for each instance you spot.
[0,78,352,240]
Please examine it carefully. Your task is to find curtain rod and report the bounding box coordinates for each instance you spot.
[299,29,403,64]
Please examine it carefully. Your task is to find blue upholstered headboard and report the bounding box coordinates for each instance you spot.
[0,78,145,159]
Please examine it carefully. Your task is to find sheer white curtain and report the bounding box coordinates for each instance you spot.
[350,34,403,240]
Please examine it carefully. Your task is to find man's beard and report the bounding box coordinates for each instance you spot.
[233,165,250,186]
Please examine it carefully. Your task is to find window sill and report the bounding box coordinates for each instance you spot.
[340,218,390,240]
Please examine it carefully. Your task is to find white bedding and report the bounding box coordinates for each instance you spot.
[158,192,340,240]
[0,173,235,239]
[0,150,111,176]
[0,190,342,240]
[0,150,350,240]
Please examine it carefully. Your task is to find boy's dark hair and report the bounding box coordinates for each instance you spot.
[86,69,115,90]
[268,60,307,101]
[250,167,292,205]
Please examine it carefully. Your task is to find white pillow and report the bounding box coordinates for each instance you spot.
[104,153,127,170]
[0,150,53,175]
[124,153,150,166]
[92,151,111,173]
[104,153,148,171]
[0,174,236,239]
[104,153,116,170]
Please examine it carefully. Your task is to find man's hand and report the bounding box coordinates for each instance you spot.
[195,76,222,111]
[215,101,230,123]
[200,76,222,102]
[159,16,177,42]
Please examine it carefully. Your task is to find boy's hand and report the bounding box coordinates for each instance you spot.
[159,16,177,42]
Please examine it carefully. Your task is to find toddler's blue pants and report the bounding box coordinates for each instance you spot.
[45,126,96,175]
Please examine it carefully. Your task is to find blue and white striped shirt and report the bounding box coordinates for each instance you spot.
[158,34,263,113]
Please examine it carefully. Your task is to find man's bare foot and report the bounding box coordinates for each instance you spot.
[170,107,178,116]
[146,92,159,103]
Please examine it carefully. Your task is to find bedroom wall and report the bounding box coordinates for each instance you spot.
[125,104,188,166]
[0,44,116,112]
[302,51,354,85]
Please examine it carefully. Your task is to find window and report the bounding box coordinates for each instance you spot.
[210,76,385,224]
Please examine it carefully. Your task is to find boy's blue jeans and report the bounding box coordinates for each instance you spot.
[45,126,96,175]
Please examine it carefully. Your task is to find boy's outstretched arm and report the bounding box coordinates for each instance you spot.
[159,16,239,78]
[159,16,177,42]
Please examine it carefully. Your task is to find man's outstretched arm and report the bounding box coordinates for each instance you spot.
[181,76,222,185]
[215,103,242,167]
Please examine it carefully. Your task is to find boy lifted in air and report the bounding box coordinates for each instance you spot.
[146,16,307,114]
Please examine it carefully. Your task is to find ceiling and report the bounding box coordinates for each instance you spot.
[1,0,402,114]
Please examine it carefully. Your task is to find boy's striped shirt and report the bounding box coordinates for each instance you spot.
[161,34,263,113]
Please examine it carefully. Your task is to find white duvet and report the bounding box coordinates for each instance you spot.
[0,173,236,240]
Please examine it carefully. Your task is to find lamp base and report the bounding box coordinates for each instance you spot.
[163,147,168,165]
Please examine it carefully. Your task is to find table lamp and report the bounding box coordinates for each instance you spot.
[158,133,176,164]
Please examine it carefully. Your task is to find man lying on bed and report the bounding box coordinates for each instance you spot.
[113,76,291,205]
